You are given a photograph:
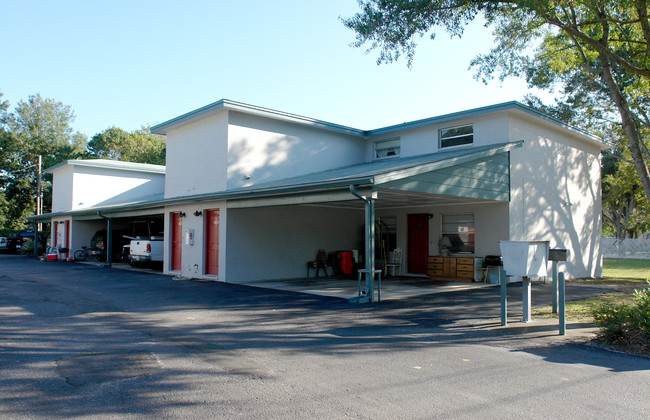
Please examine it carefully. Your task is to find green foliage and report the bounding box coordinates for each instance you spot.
[0,91,87,229]
[602,152,650,238]
[343,0,650,205]
[17,238,46,256]
[593,280,650,349]
[0,88,167,230]
[87,126,165,165]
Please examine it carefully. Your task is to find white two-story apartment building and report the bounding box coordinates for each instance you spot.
[33,99,607,283]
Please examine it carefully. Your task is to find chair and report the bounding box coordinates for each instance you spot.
[386,248,402,277]
[307,249,329,278]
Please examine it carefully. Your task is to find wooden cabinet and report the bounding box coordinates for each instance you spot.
[427,256,475,281]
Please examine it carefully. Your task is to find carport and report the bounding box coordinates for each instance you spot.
[222,141,521,296]
[30,195,166,266]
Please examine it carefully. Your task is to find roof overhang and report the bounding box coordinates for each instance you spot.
[29,141,522,221]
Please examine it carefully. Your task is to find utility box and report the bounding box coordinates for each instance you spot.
[499,241,549,278]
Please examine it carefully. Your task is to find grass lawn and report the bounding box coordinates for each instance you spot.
[532,258,649,321]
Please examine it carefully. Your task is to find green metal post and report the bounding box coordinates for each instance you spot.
[558,273,566,335]
[552,261,558,314]
[97,212,112,267]
[366,197,375,301]
[33,222,39,257]
[522,276,533,322]
[500,269,507,326]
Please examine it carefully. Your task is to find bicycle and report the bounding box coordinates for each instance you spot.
[73,246,106,262]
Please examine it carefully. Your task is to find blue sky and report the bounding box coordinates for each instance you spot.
[1,0,551,138]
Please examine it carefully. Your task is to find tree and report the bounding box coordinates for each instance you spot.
[0,93,86,229]
[343,1,650,203]
[603,155,650,238]
[87,126,165,165]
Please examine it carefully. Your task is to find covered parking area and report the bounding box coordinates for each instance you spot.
[30,197,166,267]
[223,142,521,300]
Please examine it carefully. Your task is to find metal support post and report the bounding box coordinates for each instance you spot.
[97,212,112,267]
[558,273,566,335]
[500,269,507,326]
[365,197,375,298]
[349,185,378,304]
[552,260,558,314]
[356,269,382,303]
[33,221,39,257]
[522,276,533,322]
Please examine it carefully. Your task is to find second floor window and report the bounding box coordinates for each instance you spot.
[440,124,473,148]
[374,137,400,159]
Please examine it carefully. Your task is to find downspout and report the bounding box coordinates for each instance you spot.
[350,185,377,301]
[97,212,112,267]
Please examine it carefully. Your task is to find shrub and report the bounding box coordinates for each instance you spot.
[18,239,46,256]
[593,280,650,351]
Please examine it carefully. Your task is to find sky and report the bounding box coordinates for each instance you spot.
[1,0,553,139]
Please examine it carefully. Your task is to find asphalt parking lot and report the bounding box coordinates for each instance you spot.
[1,254,649,419]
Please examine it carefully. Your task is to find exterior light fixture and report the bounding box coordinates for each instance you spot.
[178,212,186,218]
[193,210,202,217]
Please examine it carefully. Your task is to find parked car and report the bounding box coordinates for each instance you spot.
[6,231,46,254]
[0,236,8,252]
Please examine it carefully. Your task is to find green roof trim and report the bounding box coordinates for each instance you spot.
[151,99,366,137]
[151,99,605,147]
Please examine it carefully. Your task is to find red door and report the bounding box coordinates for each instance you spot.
[53,223,58,247]
[171,212,183,271]
[407,213,429,274]
[205,209,219,275]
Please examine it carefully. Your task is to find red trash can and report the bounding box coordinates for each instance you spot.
[337,251,353,275]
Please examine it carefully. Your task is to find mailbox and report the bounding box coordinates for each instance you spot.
[548,248,569,262]
[499,241,549,278]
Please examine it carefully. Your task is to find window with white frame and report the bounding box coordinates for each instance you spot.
[441,213,475,254]
[374,137,400,159]
[439,124,473,148]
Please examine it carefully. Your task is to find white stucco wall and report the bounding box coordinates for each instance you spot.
[227,112,366,189]
[366,112,510,160]
[163,200,227,280]
[225,205,364,282]
[508,113,603,278]
[50,166,74,213]
[71,167,164,210]
[164,112,228,198]
[68,220,105,257]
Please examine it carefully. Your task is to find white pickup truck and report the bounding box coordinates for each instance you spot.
[128,236,164,266]
[124,220,164,267]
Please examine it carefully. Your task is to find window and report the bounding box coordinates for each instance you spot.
[441,214,475,254]
[439,124,473,148]
[374,137,400,159]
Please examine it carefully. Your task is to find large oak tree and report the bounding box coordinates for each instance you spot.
[343,0,650,203]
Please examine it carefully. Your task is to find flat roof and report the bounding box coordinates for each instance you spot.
[44,159,166,175]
